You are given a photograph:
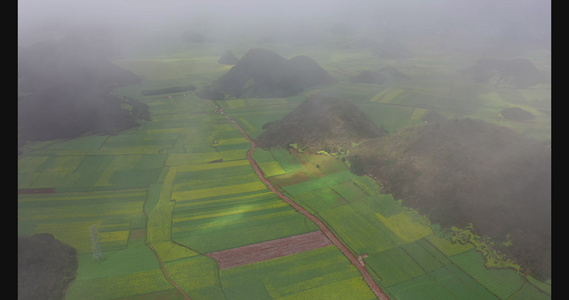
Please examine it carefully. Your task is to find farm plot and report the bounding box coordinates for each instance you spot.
[325,82,384,102]
[317,202,405,254]
[220,245,377,300]
[66,268,175,299]
[267,147,305,173]
[18,153,167,191]
[235,112,289,139]
[155,128,214,154]
[164,123,249,165]
[508,281,551,300]
[291,188,346,214]
[449,248,526,299]
[173,165,260,192]
[256,161,287,178]
[265,150,547,299]
[66,239,181,300]
[169,143,321,255]
[375,209,432,243]
[369,87,406,104]
[282,170,358,196]
[288,149,350,175]
[385,265,499,300]
[18,189,147,253]
[96,134,176,155]
[171,189,320,253]
[357,104,417,133]
[206,230,331,269]
[163,256,226,300]
[19,135,110,156]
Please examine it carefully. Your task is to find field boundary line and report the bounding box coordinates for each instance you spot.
[146,241,192,300]
[212,101,390,300]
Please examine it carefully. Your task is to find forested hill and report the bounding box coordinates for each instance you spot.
[18,34,141,93]
[18,234,78,300]
[18,35,149,152]
[198,48,336,99]
[352,118,551,280]
[257,96,551,280]
[255,94,387,150]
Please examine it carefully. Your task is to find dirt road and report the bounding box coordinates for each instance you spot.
[218,107,390,300]
[146,241,192,300]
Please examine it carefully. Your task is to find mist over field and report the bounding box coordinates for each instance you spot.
[18,0,552,297]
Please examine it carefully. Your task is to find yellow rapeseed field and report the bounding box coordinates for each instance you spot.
[376,211,432,243]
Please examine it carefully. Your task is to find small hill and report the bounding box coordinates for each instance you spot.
[218,50,240,65]
[18,234,78,300]
[348,118,551,280]
[462,58,543,88]
[255,94,386,150]
[18,80,150,145]
[500,106,536,121]
[17,35,149,152]
[18,34,142,93]
[198,48,336,99]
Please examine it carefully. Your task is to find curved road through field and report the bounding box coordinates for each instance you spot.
[217,106,390,300]
[146,241,192,300]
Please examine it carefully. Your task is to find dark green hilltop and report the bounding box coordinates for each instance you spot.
[198,48,336,100]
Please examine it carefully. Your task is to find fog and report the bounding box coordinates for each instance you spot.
[19,0,550,53]
[18,0,552,289]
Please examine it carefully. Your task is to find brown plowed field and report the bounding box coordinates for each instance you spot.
[205,230,332,270]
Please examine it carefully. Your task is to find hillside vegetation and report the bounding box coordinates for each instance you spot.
[256,94,387,150]
[18,35,149,153]
[198,48,336,99]
[257,97,551,280]
[18,234,78,300]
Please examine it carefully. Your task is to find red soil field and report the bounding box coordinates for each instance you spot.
[205,230,332,270]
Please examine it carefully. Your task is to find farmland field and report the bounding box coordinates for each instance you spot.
[266,151,551,299]
[18,29,550,299]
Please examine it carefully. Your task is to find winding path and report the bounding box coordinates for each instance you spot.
[146,241,192,300]
[217,107,390,300]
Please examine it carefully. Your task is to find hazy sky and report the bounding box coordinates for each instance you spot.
[18,0,550,48]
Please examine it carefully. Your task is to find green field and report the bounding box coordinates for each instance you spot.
[18,32,550,299]
[220,246,377,300]
[263,148,550,299]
